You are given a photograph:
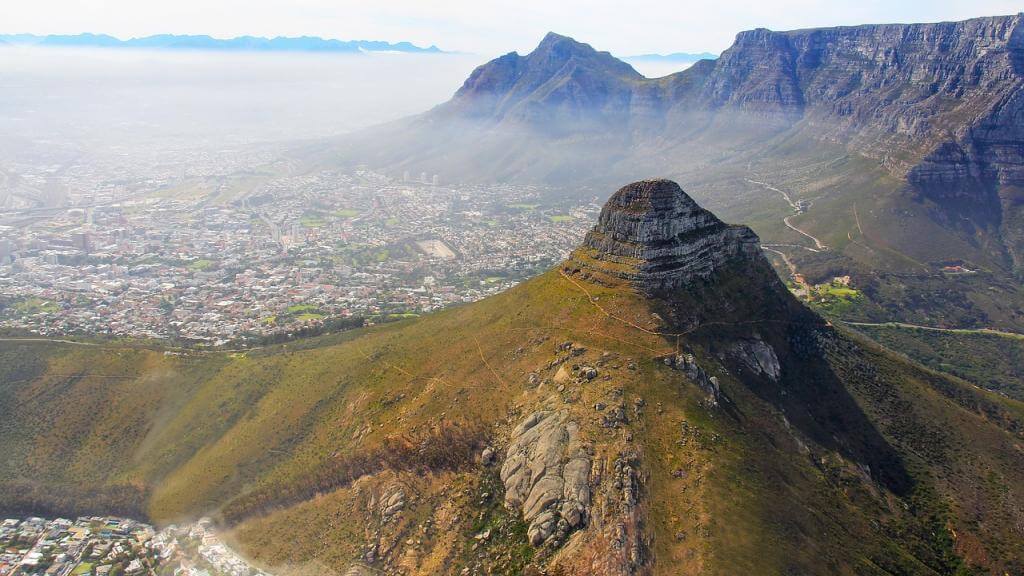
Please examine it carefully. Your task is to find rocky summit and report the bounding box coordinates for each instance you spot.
[565,179,761,293]
[2,177,1024,575]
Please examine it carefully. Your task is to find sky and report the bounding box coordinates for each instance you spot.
[4,0,1022,57]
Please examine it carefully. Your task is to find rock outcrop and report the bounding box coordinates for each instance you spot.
[343,565,378,576]
[500,410,591,546]
[565,179,761,293]
[378,485,406,523]
[729,338,781,381]
[666,353,721,405]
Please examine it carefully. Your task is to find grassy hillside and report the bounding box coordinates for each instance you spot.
[670,135,1024,333]
[1,268,1023,575]
[844,324,1024,401]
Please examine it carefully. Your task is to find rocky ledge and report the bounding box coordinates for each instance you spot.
[500,410,591,547]
[564,179,761,293]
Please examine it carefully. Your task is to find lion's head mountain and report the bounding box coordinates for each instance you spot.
[3,177,1022,575]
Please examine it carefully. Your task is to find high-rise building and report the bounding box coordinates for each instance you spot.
[72,231,92,253]
[432,174,439,186]
[0,239,11,265]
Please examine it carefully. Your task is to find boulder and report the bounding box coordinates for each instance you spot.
[379,485,406,522]
[501,411,591,547]
[730,338,781,381]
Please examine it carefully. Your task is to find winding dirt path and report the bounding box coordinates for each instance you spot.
[745,178,827,252]
[836,320,1024,341]
[557,270,822,342]
[783,214,827,251]
[473,334,506,387]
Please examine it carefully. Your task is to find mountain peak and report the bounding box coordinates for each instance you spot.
[538,31,573,46]
[528,31,634,72]
[604,178,710,216]
[565,179,762,293]
[534,31,591,52]
[445,31,640,122]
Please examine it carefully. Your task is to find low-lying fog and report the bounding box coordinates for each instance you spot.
[0,45,695,205]
[0,47,483,155]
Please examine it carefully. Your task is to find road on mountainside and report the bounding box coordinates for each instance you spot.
[836,320,1024,341]
[761,246,810,293]
[783,214,827,251]
[745,178,827,252]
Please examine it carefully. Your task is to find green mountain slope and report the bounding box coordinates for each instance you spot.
[1,181,1023,576]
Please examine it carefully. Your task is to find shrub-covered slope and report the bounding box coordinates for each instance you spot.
[1,181,1022,575]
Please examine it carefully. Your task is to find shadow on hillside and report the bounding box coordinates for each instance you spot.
[712,323,913,497]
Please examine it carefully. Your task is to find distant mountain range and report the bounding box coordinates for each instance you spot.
[330,15,1024,334]
[622,51,718,63]
[0,33,443,53]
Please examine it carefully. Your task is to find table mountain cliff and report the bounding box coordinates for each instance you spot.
[3,179,1023,575]
[330,13,1024,332]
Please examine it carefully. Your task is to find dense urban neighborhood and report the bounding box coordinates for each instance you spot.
[0,166,598,344]
[0,517,265,576]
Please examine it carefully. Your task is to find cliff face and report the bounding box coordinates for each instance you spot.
[419,15,1024,193]
[566,180,762,293]
[662,15,1024,181]
[688,16,1024,269]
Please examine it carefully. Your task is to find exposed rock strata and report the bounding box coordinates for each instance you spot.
[500,410,591,546]
[369,484,407,526]
[565,179,761,292]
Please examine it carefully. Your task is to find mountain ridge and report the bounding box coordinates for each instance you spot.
[338,13,1024,189]
[622,52,718,63]
[0,33,444,53]
[328,13,1024,334]
[417,14,1024,177]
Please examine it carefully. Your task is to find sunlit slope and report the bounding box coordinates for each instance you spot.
[2,264,1023,574]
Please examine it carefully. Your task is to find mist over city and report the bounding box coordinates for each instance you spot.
[2,2,1024,576]
[0,46,481,159]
